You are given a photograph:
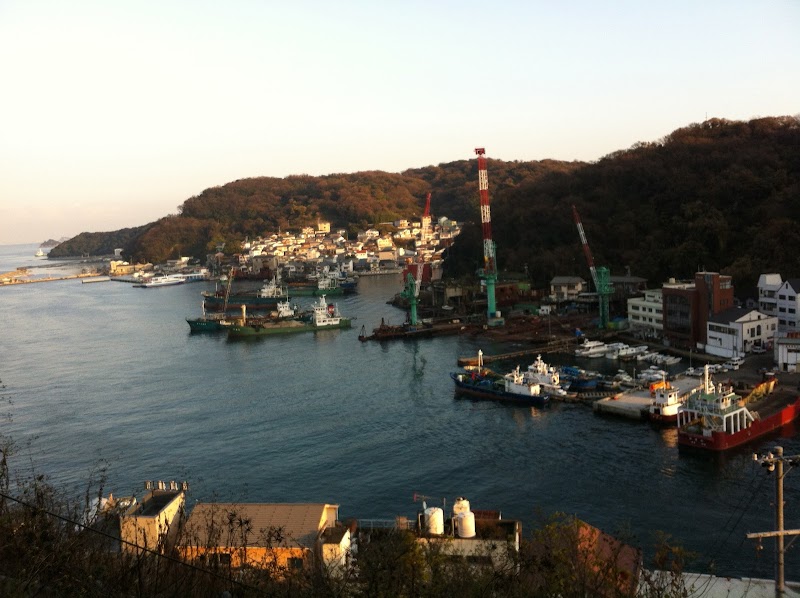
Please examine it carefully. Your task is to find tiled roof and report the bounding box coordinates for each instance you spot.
[182,503,335,549]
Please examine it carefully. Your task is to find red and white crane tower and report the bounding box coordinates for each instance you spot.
[421,191,432,242]
[571,204,612,328]
[475,148,498,320]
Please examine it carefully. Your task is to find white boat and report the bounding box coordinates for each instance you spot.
[34,248,45,257]
[575,339,607,357]
[134,274,186,288]
[603,342,629,359]
[174,269,210,283]
[618,345,649,360]
[524,354,568,396]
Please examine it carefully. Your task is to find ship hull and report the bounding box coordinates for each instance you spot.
[678,396,800,451]
[203,296,285,310]
[227,318,351,337]
[186,317,229,332]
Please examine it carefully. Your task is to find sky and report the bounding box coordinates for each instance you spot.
[1,1,798,244]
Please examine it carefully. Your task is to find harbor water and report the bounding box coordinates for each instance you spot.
[1,243,798,579]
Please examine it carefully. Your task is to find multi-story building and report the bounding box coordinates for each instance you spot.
[661,272,735,349]
[627,289,664,337]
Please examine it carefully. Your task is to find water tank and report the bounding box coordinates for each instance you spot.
[456,511,476,538]
[452,497,471,516]
[424,507,444,535]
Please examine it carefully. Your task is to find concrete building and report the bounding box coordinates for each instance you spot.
[179,503,349,574]
[775,334,800,373]
[627,289,664,337]
[662,272,735,350]
[705,308,778,359]
[119,482,187,555]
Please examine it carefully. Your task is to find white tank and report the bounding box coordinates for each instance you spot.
[456,511,476,538]
[452,497,471,516]
[424,507,444,535]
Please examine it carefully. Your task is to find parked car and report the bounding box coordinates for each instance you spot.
[751,346,767,354]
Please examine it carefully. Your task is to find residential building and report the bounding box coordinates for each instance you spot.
[179,503,349,574]
[120,482,187,555]
[705,308,777,358]
[550,276,588,302]
[757,273,782,316]
[662,272,735,349]
[774,278,800,333]
[627,289,664,337]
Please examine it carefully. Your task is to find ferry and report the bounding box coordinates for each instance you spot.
[133,274,185,288]
[676,366,800,451]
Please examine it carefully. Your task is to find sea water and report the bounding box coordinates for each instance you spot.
[1,243,798,579]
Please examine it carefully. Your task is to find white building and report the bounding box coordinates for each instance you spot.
[775,336,800,373]
[627,289,664,337]
[704,308,777,359]
[549,276,587,302]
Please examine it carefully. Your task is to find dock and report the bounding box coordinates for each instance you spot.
[593,376,704,420]
[457,339,575,366]
[593,393,650,420]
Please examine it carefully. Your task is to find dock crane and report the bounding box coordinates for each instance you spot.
[475,148,502,325]
[400,255,424,327]
[571,205,612,328]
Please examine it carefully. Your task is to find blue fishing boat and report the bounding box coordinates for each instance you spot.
[450,367,550,407]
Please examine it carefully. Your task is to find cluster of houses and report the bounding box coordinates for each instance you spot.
[93,481,641,595]
[552,270,800,371]
[217,217,461,280]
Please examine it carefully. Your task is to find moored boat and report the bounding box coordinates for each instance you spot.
[524,354,568,396]
[575,339,608,357]
[450,366,550,407]
[226,295,350,338]
[203,275,289,310]
[134,274,185,288]
[676,366,800,451]
[287,271,346,296]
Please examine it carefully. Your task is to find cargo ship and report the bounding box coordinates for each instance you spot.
[226,296,350,338]
[202,276,289,311]
[676,366,800,451]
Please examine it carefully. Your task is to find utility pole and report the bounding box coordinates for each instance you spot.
[748,446,800,597]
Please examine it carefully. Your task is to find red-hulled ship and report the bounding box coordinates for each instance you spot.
[677,366,800,451]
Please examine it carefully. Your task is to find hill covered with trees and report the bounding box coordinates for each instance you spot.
[50,116,800,292]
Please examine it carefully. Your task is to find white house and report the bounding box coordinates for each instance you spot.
[704,308,777,359]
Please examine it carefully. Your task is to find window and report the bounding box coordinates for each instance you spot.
[780,294,787,300]
[790,308,796,314]
[790,296,796,302]
[288,557,304,570]
[780,307,786,313]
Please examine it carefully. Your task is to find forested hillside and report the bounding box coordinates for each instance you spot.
[51,116,800,291]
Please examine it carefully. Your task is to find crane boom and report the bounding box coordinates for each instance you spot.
[571,204,599,292]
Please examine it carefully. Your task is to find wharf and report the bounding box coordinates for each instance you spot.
[593,376,704,420]
[457,339,576,366]
[1,272,102,286]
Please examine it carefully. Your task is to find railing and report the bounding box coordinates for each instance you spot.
[357,518,416,531]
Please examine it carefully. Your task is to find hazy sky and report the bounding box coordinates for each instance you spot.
[1,1,797,244]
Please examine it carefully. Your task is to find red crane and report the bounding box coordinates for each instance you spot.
[475,148,497,318]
